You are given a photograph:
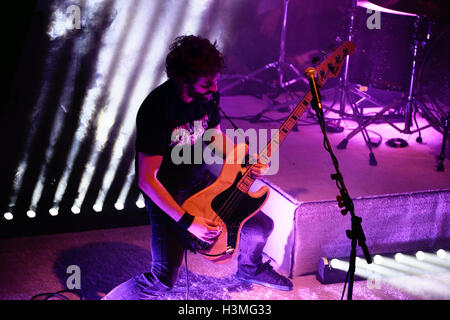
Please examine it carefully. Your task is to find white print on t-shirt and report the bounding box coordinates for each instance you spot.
[170,123,280,175]
[169,115,210,148]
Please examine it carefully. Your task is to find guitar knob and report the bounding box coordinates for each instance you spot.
[226,246,235,255]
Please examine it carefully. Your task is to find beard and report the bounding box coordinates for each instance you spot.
[186,85,213,103]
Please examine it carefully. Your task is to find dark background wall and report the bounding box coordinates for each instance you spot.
[1,0,449,238]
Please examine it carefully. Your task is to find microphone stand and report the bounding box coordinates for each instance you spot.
[305,68,372,300]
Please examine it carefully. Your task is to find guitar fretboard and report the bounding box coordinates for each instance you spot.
[234,41,355,194]
[236,91,313,193]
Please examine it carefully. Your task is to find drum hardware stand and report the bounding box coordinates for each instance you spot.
[335,0,381,166]
[221,0,307,128]
[337,5,436,164]
[221,0,305,94]
[437,115,449,172]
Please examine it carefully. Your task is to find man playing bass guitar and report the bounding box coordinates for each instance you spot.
[103,35,293,300]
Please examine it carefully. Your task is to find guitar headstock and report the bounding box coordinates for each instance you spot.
[314,41,355,86]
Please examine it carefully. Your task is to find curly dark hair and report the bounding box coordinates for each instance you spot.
[165,35,225,88]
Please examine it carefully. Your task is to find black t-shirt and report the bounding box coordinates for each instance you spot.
[135,79,221,199]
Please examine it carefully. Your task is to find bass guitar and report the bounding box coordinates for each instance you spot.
[182,41,355,263]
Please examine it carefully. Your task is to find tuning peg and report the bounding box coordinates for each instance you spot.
[320,70,325,80]
[328,63,335,73]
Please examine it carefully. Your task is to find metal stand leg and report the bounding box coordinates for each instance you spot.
[339,0,357,116]
[335,0,388,164]
[337,88,378,165]
[337,11,437,165]
[404,16,422,133]
[437,116,449,172]
[221,0,306,96]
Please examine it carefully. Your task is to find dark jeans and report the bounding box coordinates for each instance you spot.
[103,171,274,299]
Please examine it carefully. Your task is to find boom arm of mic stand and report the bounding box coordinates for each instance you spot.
[306,68,372,300]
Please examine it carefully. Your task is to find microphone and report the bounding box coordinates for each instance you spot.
[304,67,322,111]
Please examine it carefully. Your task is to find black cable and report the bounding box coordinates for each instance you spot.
[184,250,189,300]
[341,270,349,300]
[30,289,83,300]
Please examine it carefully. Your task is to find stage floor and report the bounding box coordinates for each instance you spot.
[1,90,449,300]
[1,225,449,300]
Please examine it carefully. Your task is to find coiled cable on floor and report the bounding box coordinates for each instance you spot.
[30,289,83,300]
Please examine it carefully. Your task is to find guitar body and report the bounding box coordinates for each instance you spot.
[182,143,270,263]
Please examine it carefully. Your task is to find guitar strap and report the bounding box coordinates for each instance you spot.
[213,97,240,131]
[213,97,250,145]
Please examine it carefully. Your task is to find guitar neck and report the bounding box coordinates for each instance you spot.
[235,41,355,193]
[260,90,313,163]
[237,90,313,193]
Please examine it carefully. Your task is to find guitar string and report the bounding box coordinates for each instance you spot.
[203,102,310,248]
[209,101,277,225]
[203,45,349,247]
[212,101,310,226]
[213,170,251,224]
[210,99,263,226]
[209,182,250,239]
[197,174,249,249]
[213,121,283,224]
[212,77,315,224]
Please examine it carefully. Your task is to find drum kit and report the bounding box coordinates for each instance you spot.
[337,0,450,168]
[222,0,450,169]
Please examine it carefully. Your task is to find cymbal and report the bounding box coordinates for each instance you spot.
[364,0,450,18]
[357,1,416,17]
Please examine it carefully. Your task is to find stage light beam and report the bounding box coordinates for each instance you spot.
[419,251,450,268]
[374,256,423,276]
[113,160,135,212]
[136,193,145,209]
[26,210,36,219]
[373,255,383,264]
[93,204,102,213]
[52,0,140,211]
[395,252,448,273]
[416,251,425,261]
[72,0,162,213]
[114,202,124,211]
[394,253,404,263]
[71,206,80,214]
[437,249,446,259]
[4,212,14,221]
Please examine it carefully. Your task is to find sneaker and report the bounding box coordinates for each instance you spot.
[236,261,293,291]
